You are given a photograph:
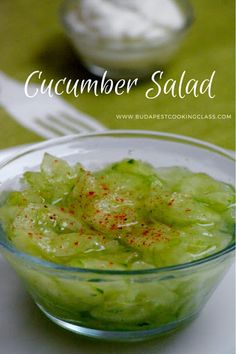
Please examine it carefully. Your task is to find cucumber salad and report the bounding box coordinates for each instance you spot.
[0,154,234,270]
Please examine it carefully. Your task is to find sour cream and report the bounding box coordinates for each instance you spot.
[62,0,193,78]
[69,0,185,41]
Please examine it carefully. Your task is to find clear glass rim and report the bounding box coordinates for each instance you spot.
[60,0,194,51]
[0,130,235,276]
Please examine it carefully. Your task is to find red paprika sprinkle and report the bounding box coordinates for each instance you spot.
[115,197,124,202]
[101,184,109,191]
[111,224,118,230]
[87,191,95,197]
[168,199,175,207]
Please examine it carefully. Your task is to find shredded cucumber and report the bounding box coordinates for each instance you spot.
[0,154,234,331]
[1,154,234,269]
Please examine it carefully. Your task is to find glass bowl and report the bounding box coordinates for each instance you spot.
[0,131,235,342]
[60,0,194,79]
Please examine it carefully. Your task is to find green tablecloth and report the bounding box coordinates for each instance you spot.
[0,0,234,150]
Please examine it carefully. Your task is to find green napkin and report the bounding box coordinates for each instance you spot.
[0,0,234,150]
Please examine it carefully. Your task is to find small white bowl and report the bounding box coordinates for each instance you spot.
[60,0,194,79]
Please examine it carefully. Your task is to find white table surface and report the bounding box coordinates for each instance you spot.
[0,146,235,354]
